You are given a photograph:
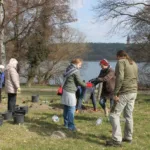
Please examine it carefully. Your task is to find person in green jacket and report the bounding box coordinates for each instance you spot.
[61,58,87,131]
[106,50,138,147]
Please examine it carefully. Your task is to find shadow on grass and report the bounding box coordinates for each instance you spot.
[144,98,150,103]
[136,98,150,104]
[24,112,108,146]
[75,115,97,121]
[50,103,63,109]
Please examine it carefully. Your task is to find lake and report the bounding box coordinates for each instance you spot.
[21,60,148,85]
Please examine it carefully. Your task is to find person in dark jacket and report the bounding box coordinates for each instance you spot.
[90,59,116,116]
[0,65,5,103]
[61,58,89,131]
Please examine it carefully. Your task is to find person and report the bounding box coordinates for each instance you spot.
[61,58,89,131]
[76,80,97,112]
[106,50,138,146]
[90,59,116,116]
[83,85,97,111]
[76,80,86,113]
[0,65,5,103]
[5,58,21,113]
[98,59,115,116]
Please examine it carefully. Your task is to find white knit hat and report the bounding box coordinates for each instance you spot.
[0,65,4,69]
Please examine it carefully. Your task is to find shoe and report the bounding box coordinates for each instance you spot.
[93,109,98,112]
[122,138,132,143]
[76,110,79,114]
[68,127,80,132]
[63,125,68,129]
[106,140,122,147]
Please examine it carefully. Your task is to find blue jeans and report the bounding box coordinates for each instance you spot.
[99,97,114,110]
[63,105,76,130]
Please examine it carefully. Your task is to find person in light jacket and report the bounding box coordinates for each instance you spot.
[5,58,21,113]
[62,58,88,131]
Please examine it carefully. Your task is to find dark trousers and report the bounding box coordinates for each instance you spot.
[76,87,85,110]
[8,93,17,113]
[76,87,97,110]
[90,91,97,110]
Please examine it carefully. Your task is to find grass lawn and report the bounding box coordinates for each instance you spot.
[0,86,150,150]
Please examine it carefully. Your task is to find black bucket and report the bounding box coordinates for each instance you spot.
[15,109,26,115]
[0,116,3,126]
[2,111,12,120]
[20,106,28,114]
[32,95,39,103]
[14,113,24,124]
[15,105,20,111]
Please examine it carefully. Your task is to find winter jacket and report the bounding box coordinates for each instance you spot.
[63,64,86,93]
[98,67,116,97]
[5,58,20,93]
[114,59,138,95]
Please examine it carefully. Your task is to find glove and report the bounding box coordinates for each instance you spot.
[89,78,98,86]
[89,78,97,83]
[17,87,21,94]
[86,82,93,88]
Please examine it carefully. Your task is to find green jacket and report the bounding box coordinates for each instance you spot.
[114,59,138,95]
[63,71,86,93]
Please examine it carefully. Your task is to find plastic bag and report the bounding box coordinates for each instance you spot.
[96,118,102,125]
[52,115,59,122]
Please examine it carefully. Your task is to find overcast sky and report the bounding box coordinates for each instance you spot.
[69,0,128,43]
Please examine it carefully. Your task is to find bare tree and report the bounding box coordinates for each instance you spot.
[29,27,89,85]
[94,0,150,87]
[94,0,150,32]
[4,0,89,86]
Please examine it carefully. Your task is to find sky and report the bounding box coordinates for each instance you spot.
[69,0,127,43]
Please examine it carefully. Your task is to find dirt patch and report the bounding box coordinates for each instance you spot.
[29,103,50,110]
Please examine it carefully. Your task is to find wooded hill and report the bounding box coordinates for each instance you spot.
[85,43,126,61]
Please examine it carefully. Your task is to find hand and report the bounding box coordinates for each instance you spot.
[89,78,99,86]
[17,87,21,94]
[89,78,97,82]
[113,95,119,102]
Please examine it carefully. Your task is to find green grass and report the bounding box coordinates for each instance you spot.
[0,87,150,150]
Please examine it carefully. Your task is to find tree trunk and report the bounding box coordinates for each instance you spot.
[26,76,34,87]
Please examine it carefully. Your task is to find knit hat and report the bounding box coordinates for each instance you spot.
[100,59,109,66]
[0,65,4,69]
